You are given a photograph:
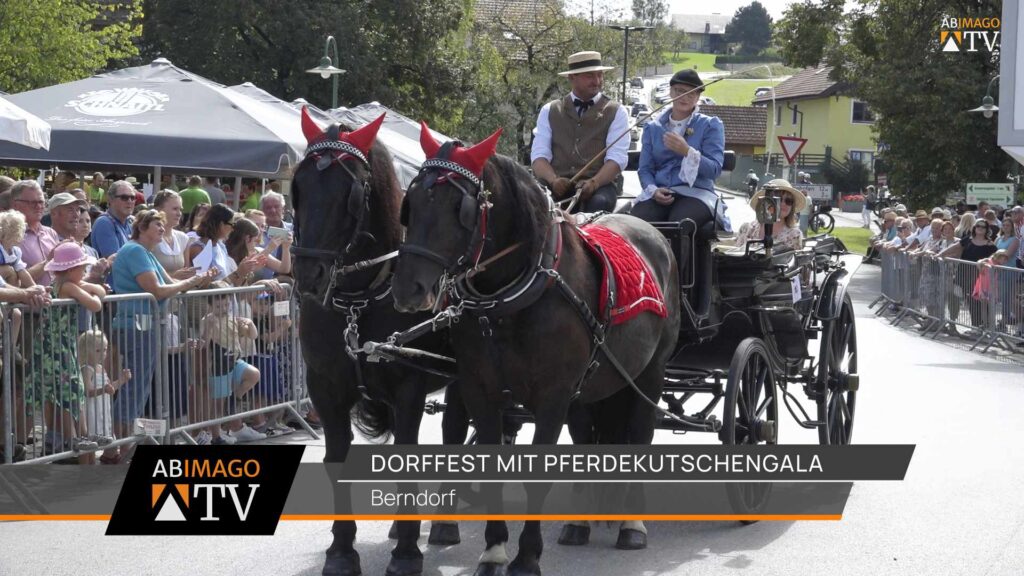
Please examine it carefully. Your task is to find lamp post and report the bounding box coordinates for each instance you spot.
[608,24,652,103]
[305,35,346,109]
[968,74,1000,118]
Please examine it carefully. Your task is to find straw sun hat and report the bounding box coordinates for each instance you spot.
[749,178,808,213]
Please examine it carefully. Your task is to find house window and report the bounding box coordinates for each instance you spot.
[852,100,875,124]
[791,104,798,125]
[849,150,874,166]
[775,104,781,126]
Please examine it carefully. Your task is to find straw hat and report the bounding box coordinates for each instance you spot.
[44,242,96,272]
[558,51,615,76]
[749,178,808,213]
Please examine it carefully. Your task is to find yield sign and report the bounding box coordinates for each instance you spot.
[778,136,807,164]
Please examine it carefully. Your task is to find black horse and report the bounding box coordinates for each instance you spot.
[392,124,681,576]
[291,109,467,576]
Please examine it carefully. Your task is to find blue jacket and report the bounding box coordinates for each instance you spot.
[637,109,730,230]
[638,109,724,194]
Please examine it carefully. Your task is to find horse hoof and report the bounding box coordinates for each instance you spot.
[428,522,461,545]
[507,559,541,576]
[323,550,361,576]
[388,520,399,539]
[472,562,507,576]
[385,556,423,576]
[615,528,647,550]
[557,524,590,546]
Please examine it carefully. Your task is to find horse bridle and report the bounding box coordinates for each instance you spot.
[291,133,389,308]
[398,145,492,275]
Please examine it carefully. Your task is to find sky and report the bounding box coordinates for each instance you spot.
[566,0,797,22]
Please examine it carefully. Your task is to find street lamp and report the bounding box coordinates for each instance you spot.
[306,35,346,109]
[968,74,999,118]
[608,24,652,103]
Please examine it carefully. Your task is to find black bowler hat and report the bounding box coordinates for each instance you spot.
[670,69,704,91]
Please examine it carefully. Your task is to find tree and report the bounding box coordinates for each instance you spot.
[0,0,142,93]
[632,0,667,27]
[671,27,690,59]
[725,2,773,56]
[141,0,475,134]
[775,0,1009,208]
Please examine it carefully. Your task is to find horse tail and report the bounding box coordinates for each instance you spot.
[352,397,394,442]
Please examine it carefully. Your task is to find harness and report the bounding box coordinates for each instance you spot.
[397,147,618,399]
[290,126,399,399]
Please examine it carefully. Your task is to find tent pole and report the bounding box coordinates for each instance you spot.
[153,166,161,201]
[234,177,242,211]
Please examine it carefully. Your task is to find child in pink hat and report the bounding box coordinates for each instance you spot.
[31,241,107,462]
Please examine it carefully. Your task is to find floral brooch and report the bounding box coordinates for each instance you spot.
[685,127,694,137]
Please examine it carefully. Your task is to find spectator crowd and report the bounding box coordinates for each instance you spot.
[868,198,1024,342]
[0,172,316,464]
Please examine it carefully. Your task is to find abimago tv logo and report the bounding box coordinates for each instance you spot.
[107,446,302,535]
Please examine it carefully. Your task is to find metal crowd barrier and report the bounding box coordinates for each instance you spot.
[1,283,313,465]
[870,252,1024,353]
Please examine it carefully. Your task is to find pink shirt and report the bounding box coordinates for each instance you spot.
[18,223,61,285]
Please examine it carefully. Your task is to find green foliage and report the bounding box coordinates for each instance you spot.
[724,2,773,56]
[828,226,872,255]
[715,54,780,65]
[141,0,474,133]
[631,0,667,26]
[703,78,782,106]
[0,0,142,93]
[774,0,1009,209]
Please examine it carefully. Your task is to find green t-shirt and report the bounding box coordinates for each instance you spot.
[179,186,212,214]
[242,191,262,211]
[88,185,105,204]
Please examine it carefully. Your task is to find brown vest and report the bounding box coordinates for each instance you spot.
[548,94,619,179]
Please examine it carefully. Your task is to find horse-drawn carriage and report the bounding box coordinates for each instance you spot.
[290,110,860,576]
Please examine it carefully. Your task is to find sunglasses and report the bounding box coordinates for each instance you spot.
[781,196,794,206]
[114,195,135,202]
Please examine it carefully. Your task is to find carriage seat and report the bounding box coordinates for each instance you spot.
[652,220,716,332]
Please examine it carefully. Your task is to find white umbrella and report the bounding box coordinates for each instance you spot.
[0,94,51,150]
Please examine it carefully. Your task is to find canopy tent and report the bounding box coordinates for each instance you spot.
[0,59,305,177]
[329,103,451,189]
[0,94,51,150]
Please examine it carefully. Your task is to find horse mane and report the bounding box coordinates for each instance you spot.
[482,154,550,259]
[365,136,403,247]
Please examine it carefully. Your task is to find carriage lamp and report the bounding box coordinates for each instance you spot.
[306,35,346,109]
[968,75,999,118]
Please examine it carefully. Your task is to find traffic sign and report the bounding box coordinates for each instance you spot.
[965,183,1014,205]
[793,183,833,201]
[778,136,807,164]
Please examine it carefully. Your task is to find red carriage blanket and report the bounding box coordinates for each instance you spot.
[577,224,668,326]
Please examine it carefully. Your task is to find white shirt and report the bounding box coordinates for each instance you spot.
[530,91,630,171]
[910,225,932,247]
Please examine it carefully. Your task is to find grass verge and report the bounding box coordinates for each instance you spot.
[828,226,872,255]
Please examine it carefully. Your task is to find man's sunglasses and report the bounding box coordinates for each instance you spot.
[113,195,135,202]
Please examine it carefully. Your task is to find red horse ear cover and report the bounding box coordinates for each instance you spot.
[345,113,386,157]
[301,106,325,144]
[419,120,442,159]
[419,121,502,179]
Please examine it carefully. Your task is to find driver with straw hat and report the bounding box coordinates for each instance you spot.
[531,51,630,213]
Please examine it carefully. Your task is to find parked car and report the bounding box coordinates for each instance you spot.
[629,76,644,89]
[699,96,717,105]
[631,102,651,118]
[754,86,773,98]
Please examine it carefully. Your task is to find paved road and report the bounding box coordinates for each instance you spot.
[3,264,1023,576]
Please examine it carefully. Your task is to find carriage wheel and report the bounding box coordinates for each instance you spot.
[721,337,778,523]
[816,295,858,445]
[721,338,779,446]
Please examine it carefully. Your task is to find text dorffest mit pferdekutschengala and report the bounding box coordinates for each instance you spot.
[369,453,823,477]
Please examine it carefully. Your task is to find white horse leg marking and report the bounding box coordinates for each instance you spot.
[621,520,647,534]
[479,543,509,564]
